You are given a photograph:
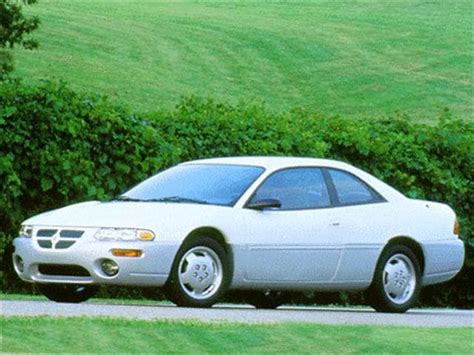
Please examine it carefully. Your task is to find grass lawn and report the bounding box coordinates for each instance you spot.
[14,0,473,122]
[1,316,472,353]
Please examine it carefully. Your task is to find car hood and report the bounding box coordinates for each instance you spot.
[23,200,230,229]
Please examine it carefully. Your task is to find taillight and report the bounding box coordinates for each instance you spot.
[453,218,460,236]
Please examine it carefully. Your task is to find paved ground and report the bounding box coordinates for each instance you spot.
[1,300,472,327]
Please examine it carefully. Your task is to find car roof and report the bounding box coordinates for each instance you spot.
[183,156,353,170]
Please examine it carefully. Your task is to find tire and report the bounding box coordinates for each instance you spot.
[165,236,230,308]
[39,284,98,303]
[366,245,421,313]
[247,291,284,309]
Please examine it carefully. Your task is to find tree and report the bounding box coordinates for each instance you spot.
[0,0,39,80]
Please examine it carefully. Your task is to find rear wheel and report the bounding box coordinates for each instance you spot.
[39,284,98,303]
[165,236,230,307]
[366,245,421,313]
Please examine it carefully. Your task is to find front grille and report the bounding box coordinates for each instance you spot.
[38,264,90,277]
[36,228,84,250]
[38,240,52,248]
[60,230,83,238]
[56,241,76,249]
[37,229,56,237]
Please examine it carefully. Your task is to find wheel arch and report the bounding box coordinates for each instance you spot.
[181,226,234,279]
[383,236,425,274]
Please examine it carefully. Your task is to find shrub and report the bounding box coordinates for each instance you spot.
[0,80,177,288]
[1,83,472,307]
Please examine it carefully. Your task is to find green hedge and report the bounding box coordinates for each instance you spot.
[0,80,178,286]
[1,81,472,307]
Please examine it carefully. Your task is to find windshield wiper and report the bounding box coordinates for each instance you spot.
[145,196,210,205]
[115,195,210,205]
[114,196,146,202]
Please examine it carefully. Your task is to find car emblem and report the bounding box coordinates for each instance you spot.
[51,232,60,247]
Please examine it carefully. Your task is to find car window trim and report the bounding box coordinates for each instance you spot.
[322,168,339,206]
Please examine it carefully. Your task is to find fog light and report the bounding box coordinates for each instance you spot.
[101,259,119,276]
[15,256,24,273]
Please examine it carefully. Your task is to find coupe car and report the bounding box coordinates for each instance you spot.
[13,157,465,312]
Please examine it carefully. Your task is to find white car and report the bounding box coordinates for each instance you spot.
[13,157,464,312]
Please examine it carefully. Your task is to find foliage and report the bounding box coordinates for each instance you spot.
[1,81,472,307]
[0,80,177,287]
[0,0,39,79]
[12,0,473,121]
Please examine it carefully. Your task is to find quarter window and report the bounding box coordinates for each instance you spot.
[328,169,379,205]
[249,168,331,210]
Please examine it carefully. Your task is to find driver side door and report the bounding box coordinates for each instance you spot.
[240,167,345,285]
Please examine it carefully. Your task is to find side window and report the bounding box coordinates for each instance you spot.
[249,168,331,210]
[328,169,379,205]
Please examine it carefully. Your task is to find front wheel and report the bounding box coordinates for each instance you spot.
[165,236,230,307]
[366,245,421,313]
[39,284,98,303]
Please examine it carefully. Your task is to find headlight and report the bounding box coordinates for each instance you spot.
[94,228,155,241]
[19,225,33,238]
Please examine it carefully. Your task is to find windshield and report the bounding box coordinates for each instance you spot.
[120,163,265,206]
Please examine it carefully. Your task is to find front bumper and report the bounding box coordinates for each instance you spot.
[13,234,180,286]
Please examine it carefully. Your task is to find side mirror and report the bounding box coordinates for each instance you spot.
[246,198,281,211]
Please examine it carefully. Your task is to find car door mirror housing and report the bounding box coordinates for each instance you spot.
[246,199,282,210]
